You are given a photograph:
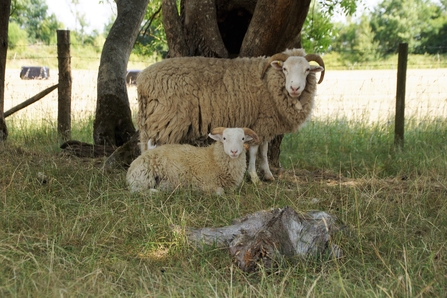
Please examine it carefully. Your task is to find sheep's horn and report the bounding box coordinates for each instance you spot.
[305,54,325,84]
[211,127,226,135]
[260,53,290,79]
[242,127,260,144]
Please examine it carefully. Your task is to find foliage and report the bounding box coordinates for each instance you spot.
[9,0,62,44]
[331,15,379,62]
[7,21,28,50]
[1,116,447,296]
[133,0,167,59]
[370,0,446,55]
[302,2,335,53]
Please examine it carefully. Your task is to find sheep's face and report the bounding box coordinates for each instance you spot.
[209,128,256,159]
[271,57,324,98]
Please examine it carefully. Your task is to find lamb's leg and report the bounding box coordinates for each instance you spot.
[248,145,261,184]
[259,141,274,181]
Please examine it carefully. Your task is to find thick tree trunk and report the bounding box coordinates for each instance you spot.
[0,0,11,141]
[162,0,311,169]
[93,0,149,146]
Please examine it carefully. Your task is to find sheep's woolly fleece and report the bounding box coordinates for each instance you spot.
[127,139,247,194]
[136,49,317,150]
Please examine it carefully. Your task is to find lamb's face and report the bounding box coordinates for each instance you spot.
[271,57,324,98]
[221,128,247,158]
[209,128,255,159]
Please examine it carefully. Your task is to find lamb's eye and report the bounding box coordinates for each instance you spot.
[223,137,226,140]
[242,137,245,141]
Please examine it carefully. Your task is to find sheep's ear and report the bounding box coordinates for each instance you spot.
[310,65,324,73]
[209,127,225,141]
[270,60,283,70]
[208,133,222,141]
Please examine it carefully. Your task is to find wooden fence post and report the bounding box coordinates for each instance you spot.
[394,43,408,149]
[57,30,72,141]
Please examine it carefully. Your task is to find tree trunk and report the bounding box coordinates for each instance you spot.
[163,0,311,168]
[0,0,11,141]
[93,0,149,146]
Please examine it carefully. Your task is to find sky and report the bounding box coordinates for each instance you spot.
[46,0,116,34]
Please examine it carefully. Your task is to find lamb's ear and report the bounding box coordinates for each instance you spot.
[208,133,221,141]
[243,128,259,144]
[209,127,226,141]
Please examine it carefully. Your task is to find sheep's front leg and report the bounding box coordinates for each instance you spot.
[259,141,274,181]
[248,145,261,184]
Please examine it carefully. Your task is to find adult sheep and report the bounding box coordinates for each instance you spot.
[137,48,324,183]
[127,127,259,195]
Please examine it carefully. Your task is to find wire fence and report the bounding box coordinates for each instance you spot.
[4,43,447,133]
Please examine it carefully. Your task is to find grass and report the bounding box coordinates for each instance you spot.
[7,43,447,71]
[1,116,447,297]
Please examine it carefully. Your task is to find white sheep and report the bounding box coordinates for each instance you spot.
[136,48,324,184]
[126,127,259,195]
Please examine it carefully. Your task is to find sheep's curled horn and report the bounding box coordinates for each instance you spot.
[260,53,325,84]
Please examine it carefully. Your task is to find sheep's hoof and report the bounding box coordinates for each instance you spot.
[249,172,261,185]
[263,175,275,182]
[215,187,225,196]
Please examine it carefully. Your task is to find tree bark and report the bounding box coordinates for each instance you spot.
[94,0,149,146]
[181,206,342,272]
[0,0,11,141]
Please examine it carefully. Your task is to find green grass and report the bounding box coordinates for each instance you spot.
[1,117,447,297]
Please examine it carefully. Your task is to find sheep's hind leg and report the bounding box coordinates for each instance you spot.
[248,145,261,184]
[259,142,274,181]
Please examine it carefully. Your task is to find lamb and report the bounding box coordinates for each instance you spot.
[126,127,259,195]
[136,48,324,184]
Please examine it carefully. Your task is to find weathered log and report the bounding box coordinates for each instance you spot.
[60,140,116,158]
[180,206,342,272]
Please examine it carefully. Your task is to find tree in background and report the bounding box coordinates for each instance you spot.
[67,0,90,45]
[134,1,167,58]
[10,0,61,45]
[301,1,335,53]
[93,0,149,147]
[370,0,442,54]
[0,0,11,141]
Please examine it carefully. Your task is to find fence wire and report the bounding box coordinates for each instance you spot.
[4,46,447,135]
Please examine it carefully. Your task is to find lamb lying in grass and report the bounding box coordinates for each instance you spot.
[126,127,259,195]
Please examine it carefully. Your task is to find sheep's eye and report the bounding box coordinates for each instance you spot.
[283,67,287,72]
[223,137,226,140]
[242,137,245,141]
[306,67,310,72]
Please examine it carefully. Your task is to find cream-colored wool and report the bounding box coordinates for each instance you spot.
[136,48,323,183]
[126,127,259,195]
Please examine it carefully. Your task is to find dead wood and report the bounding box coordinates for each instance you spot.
[60,140,116,158]
[180,206,342,272]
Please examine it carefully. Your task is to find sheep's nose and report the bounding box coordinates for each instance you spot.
[291,86,301,92]
[231,150,238,155]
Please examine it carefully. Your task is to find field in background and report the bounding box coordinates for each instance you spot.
[4,68,447,125]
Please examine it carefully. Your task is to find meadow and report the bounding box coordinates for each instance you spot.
[1,66,447,296]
